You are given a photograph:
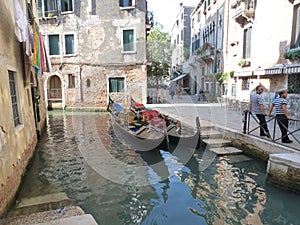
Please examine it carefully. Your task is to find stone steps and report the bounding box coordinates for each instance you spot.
[209,146,243,155]
[203,138,232,148]
[9,192,72,217]
[0,192,99,225]
[33,214,98,225]
[202,129,223,139]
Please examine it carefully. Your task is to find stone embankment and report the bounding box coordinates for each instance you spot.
[0,192,98,225]
[150,95,300,194]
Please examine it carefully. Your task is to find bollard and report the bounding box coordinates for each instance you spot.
[243,110,248,134]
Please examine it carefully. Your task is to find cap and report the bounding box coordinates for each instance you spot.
[278,88,287,94]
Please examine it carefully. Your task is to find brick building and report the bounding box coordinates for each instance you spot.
[38,0,151,108]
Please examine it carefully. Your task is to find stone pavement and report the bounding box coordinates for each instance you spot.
[148,94,300,151]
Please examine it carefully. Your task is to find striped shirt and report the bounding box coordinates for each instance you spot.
[273,97,287,115]
[250,93,263,114]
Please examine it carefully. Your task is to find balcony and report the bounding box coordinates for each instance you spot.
[188,55,198,68]
[195,43,215,63]
[231,0,255,26]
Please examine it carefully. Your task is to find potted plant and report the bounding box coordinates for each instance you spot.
[284,48,300,62]
[238,58,246,66]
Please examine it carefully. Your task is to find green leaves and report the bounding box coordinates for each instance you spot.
[284,48,300,61]
[147,22,171,79]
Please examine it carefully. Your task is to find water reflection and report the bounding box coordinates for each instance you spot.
[15,111,300,225]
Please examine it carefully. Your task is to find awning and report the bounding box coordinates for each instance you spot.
[233,70,252,77]
[170,73,188,82]
[284,64,300,74]
[265,67,283,75]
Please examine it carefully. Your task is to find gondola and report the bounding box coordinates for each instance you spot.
[130,98,202,149]
[107,97,169,151]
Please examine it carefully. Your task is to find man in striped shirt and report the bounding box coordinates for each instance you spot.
[269,89,292,143]
[250,85,270,138]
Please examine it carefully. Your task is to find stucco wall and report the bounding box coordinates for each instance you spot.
[39,0,148,107]
[0,0,45,217]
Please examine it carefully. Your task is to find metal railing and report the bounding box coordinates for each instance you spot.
[243,111,300,147]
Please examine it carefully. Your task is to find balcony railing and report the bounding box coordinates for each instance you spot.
[231,0,255,25]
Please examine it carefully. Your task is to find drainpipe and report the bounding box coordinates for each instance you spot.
[20,43,27,87]
[225,0,230,55]
[79,66,83,102]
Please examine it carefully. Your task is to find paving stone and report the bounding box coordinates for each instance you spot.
[210,146,243,155]
[269,153,300,169]
[31,214,98,225]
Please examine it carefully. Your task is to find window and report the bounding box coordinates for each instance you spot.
[241,78,250,90]
[27,3,34,25]
[292,4,300,48]
[8,71,21,127]
[243,27,252,58]
[48,34,60,55]
[197,11,201,22]
[231,84,236,97]
[68,74,75,88]
[181,30,184,41]
[123,29,135,52]
[205,83,209,92]
[41,0,73,17]
[109,78,125,93]
[119,0,135,7]
[61,0,73,13]
[64,34,75,55]
[222,84,228,95]
[43,0,58,17]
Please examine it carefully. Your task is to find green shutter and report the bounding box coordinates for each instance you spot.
[109,78,124,92]
[65,34,74,54]
[49,35,60,55]
[123,30,134,51]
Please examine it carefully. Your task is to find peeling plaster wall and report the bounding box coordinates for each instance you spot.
[40,0,148,107]
[0,0,44,217]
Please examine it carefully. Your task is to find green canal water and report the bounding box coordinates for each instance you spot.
[16,111,300,225]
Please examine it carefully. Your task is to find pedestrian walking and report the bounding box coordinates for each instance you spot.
[269,89,293,143]
[249,85,271,138]
[170,85,175,99]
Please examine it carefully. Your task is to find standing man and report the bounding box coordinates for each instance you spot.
[269,89,292,143]
[250,85,271,138]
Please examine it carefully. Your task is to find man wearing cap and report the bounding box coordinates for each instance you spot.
[250,85,271,138]
[269,89,292,143]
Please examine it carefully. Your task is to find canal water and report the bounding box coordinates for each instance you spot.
[16,111,300,225]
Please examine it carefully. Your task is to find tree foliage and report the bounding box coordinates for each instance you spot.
[147,22,171,81]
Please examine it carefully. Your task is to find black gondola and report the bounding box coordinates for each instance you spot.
[130,98,202,149]
[107,97,168,151]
